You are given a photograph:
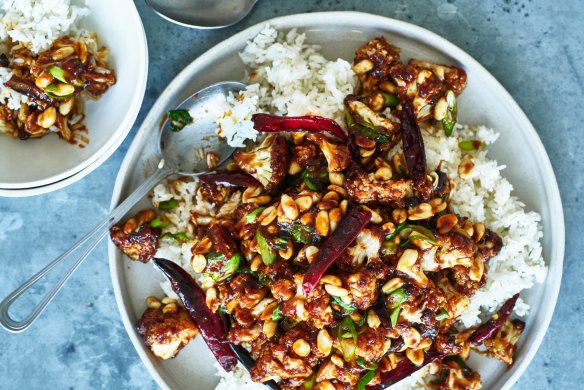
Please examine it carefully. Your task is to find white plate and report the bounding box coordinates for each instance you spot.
[109,12,564,390]
[0,0,147,191]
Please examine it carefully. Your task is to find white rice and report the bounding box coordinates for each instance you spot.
[217,25,357,148]
[0,0,88,54]
[0,0,89,110]
[150,26,546,389]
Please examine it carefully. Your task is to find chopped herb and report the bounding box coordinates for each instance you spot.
[167,109,193,132]
[330,294,356,313]
[272,306,284,321]
[244,207,266,224]
[207,252,226,261]
[158,199,177,210]
[150,217,169,228]
[290,222,316,244]
[273,237,289,251]
[217,306,229,314]
[338,316,357,361]
[257,272,272,287]
[256,229,276,265]
[459,140,485,151]
[442,90,457,136]
[436,307,449,321]
[48,66,67,83]
[356,369,376,390]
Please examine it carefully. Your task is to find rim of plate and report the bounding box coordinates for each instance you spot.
[0,0,148,191]
[109,11,564,390]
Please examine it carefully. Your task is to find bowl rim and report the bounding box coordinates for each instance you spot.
[109,11,565,390]
[0,0,149,192]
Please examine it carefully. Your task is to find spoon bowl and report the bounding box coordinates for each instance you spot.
[160,82,244,174]
[0,81,246,333]
[144,0,258,29]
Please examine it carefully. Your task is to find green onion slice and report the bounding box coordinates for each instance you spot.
[338,316,357,361]
[150,217,169,228]
[272,305,284,321]
[390,306,401,327]
[303,373,316,389]
[256,229,276,265]
[330,295,356,313]
[387,287,408,308]
[459,140,485,151]
[436,307,449,321]
[158,199,177,210]
[380,92,399,108]
[48,66,68,83]
[356,369,376,390]
[207,252,226,261]
[442,90,457,136]
[244,207,266,224]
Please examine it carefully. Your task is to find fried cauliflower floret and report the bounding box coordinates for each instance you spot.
[305,133,350,173]
[234,134,289,194]
[345,166,413,205]
[136,298,198,360]
[109,209,160,262]
[483,318,525,365]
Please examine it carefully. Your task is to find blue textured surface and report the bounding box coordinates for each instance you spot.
[0,0,582,388]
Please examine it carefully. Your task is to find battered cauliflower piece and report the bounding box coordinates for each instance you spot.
[345,166,413,205]
[109,209,160,262]
[136,298,198,360]
[234,134,289,194]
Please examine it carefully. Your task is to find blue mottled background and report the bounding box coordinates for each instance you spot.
[0,0,582,388]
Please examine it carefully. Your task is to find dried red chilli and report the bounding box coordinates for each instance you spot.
[198,172,261,188]
[302,207,371,296]
[400,99,427,186]
[468,293,520,346]
[5,75,55,108]
[251,113,349,143]
[367,351,447,389]
[152,258,237,372]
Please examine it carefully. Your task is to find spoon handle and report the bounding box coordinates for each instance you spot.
[0,166,172,333]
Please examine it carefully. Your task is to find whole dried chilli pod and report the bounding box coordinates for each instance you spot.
[469,293,520,346]
[367,351,447,389]
[400,99,427,186]
[5,75,55,108]
[152,258,237,372]
[198,172,261,188]
[251,113,349,143]
[302,207,371,296]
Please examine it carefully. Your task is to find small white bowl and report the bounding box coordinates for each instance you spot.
[0,0,148,192]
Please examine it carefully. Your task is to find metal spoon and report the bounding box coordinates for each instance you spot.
[144,0,258,29]
[0,81,246,333]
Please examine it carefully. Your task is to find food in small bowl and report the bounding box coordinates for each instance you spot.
[0,0,115,144]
